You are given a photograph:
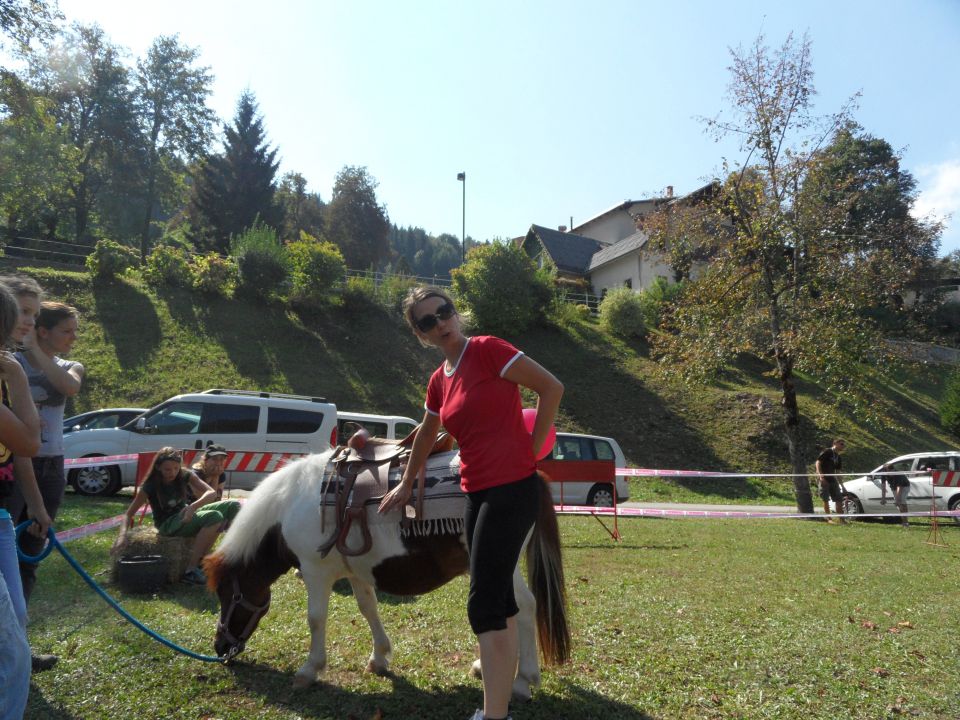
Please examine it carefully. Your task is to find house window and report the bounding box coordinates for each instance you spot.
[624,279,632,289]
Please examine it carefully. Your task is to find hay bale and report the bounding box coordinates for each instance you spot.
[111,524,193,584]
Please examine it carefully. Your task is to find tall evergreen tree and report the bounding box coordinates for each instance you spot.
[188,90,281,252]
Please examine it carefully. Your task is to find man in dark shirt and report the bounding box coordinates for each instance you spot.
[815,439,847,522]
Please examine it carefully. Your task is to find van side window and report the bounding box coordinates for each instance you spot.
[199,403,260,434]
[268,408,326,434]
[338,420,388,445]
[145,402,203,434]
[395,422,418,439]
[593,440,614,461]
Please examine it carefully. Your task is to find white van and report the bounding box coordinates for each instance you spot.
[64,389,338,495]
[336,411,419,446]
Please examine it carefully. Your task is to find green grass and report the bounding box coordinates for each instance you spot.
[23,494,960,719]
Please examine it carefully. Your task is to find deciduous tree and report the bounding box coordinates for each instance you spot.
[647,33,940,512]
[134,34,214,258]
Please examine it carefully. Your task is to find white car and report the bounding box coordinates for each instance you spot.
[842,451,960,521]
[64,389,338,496]
[536,432,629,506]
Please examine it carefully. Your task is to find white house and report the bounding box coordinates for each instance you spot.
[519,183,715,297]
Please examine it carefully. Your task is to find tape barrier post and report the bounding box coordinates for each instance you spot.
[926,470,954,548]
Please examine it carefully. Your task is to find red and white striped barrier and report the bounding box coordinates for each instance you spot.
[932,470,960,487]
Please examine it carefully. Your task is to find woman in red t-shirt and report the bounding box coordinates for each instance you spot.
[379,286,564,720]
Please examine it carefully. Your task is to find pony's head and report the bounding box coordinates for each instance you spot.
[205,551,274,660]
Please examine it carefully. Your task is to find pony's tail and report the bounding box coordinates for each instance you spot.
[526,471,570,665]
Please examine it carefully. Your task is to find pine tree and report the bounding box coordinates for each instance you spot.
[188,90,281,252]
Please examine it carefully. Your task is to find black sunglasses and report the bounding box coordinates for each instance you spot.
[415,302,456,332]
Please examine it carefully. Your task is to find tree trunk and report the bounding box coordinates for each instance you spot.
[140,162,156,260]
[776,356,814,513]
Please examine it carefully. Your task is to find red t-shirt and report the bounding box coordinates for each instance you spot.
[425,336,536,492]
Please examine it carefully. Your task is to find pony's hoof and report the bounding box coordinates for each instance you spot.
[292,674,313,689]
[469,659,482,680]
[511,681,533,703]
[366,659,390,676]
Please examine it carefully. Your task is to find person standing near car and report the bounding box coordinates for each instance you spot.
[9,300,83,671]
[815,438,847,522]
[876,462,911,527]
[378,286,566,720]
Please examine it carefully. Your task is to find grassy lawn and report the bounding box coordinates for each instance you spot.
[23,494,960,719]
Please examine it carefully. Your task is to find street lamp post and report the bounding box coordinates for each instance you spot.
[457,171,465,265]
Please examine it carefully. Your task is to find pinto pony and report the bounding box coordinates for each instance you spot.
[204,451,570,698]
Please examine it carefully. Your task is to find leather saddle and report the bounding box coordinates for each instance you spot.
[317,424,455,558]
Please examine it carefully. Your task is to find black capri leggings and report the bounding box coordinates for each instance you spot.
[464,473,540,635]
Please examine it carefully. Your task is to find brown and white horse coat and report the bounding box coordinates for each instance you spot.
[204,450,569,698]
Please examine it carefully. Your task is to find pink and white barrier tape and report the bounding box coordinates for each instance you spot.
[615,467,933,479]
[556,505,960,520]
[65,454,139,467]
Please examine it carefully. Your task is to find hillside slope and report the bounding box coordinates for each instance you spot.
[18,265,956,504]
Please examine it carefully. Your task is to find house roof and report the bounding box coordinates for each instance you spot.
[526,224,606,275]
[571,197,662,234]
[588,230,648,271]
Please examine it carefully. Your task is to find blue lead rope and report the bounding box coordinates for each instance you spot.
[15,520,224,663]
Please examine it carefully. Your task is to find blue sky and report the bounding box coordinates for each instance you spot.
[55,0,960,254]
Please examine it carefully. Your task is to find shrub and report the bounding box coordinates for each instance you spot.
[341,275,377,305]
[638,277,686,329]
[377,274,419,313]
[600,287,646,337]
[190,252,238,297]
[288,238,346,306]
[230,222,289,297]
[143,245,191,287]
[932,301,960,334]
[575,304,593,319]
[84,239,140,280]
[451,242,554,336]
[941,369,960,440]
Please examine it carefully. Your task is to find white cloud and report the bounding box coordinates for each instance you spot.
[915,159,960,254]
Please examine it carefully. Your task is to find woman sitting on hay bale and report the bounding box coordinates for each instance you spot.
[114,447,240,585]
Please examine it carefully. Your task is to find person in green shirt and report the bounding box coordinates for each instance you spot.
[115,447,240,584]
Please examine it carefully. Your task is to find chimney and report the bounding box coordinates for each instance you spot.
[558,225,567,232]
[666,185,674,198]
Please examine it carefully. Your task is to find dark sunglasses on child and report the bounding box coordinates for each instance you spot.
[415,302,456,332]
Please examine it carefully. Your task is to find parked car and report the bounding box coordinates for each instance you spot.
[63,408,147,433]
[64,389,338,496]
[537,432,629,507]
[336,411,418,446]
[842,451,960,522]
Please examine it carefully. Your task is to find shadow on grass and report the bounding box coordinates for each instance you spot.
[91,278,161,369]
[158,286,431,414]
[226,659,656,720]
[331,577,419,606]
[517,322,730,498]
[25,686,80,720]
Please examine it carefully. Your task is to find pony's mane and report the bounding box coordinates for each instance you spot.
[214,450,334,566]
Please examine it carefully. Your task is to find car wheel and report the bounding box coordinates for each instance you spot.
[949,496,960,526]
[587,484,616,507]
[70,462,120,496]
[842,494,863,517]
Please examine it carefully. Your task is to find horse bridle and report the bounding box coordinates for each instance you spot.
[217,575,271,661]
